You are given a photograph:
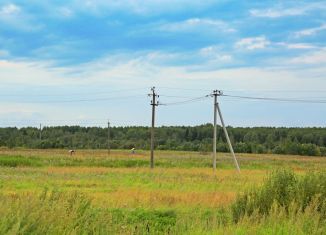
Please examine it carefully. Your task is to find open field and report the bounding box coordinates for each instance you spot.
[0,148,325,234]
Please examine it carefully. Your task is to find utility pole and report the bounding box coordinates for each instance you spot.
[149,87,159,168]
[107,120,110,155]
[211,90,220,171]
[211,90,240,173]
[39,123,42,141]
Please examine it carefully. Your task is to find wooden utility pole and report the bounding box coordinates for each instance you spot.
[149,87,159,168]
[107,120,110,155]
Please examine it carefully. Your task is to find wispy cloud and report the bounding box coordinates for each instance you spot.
[235,36,270,50]
[0,50,10,57]
[57,7,74,18]
[294,23,326,37]
[249,2,326,18]
[250,7,307,18]
[290,48,326,65]
[0,3,43,31]
[159,18,236,33]
[276,42,317,49]
[0,3,20,15]
[0,59,74,86]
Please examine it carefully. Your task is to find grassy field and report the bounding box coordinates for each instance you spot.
[0,148,325,234]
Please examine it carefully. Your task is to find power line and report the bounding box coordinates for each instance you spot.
[222,94,326,103]
[5,94,146,104]
[223,89,326,93]
[159,95,195,98]
[0,118,108,123]
[159,95,209,106]
[0,87,149,97]
[158,86,212,92]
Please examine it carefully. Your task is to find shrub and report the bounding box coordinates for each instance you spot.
[231,170,326,223]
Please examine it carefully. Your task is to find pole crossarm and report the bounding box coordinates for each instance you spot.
[210,90,223,97]
[148,87,159,106]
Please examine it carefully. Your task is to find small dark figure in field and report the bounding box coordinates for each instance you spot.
[68,150,75,156]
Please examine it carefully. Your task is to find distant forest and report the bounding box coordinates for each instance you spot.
[0,124,325,156]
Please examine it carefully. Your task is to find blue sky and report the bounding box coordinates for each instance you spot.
[0,0,325,127]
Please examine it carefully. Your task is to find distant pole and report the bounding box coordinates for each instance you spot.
[212,90,218,171]
[107,120,110,155]
[149,87,159,168]
[216,101,241,173]
[39,123,42,140]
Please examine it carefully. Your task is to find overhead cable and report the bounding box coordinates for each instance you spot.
[10,94,146,104]
[159,95,209,106]
[222,94,326,103]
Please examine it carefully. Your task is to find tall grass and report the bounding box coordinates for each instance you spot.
[0,171,325,234]
[231,170,326,223]
[0,190,176,234]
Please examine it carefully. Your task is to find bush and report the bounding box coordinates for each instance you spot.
[299,144,321,156]
[231,170,326,223]
[320,147,326,156]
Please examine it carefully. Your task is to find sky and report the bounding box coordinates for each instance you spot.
[0,0,325,127]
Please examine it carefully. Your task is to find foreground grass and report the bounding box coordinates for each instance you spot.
[0,171,325,234]
[0,149,325,234]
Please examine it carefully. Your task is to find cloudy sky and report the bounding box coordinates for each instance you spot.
[0,0,325,127]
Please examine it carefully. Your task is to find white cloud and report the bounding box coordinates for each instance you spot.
[79,0,216,16]
[250,3,326,18]
[285,43,316,49]
[235,36,270,50]
[58,7,74,18]
[277,42,317,49]
[294,24,326,37]
[159,18,236,33]
[289,49,326,65]
[0,3,20,15]
[199,46,232,64]
[0,60,77,86]
[0,50,10,57]
[250,7,306,18]
[0,3,43,31]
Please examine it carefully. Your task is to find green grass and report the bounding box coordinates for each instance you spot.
[0,149,324,170]
[0,171,325,234]
[0,148,325,234]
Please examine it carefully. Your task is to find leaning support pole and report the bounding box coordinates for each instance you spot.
[216,102,241,173]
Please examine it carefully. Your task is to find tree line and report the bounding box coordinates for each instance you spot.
[0,124,325,156]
